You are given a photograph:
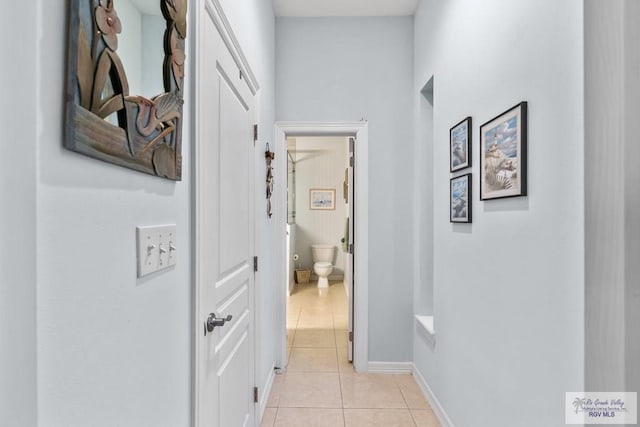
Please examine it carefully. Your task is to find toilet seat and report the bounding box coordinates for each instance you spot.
[314,262,332,268]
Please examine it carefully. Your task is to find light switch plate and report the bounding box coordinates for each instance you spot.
[136,224,177,277]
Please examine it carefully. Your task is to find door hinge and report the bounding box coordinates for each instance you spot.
[253,386,258,403]
[254,256,258,272]
[349,156,354,167]
[349,244,354,254]
[253,124,258,142]
[349,331,353,342]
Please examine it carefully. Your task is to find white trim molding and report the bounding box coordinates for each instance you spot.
[275,122,369,373]
[258,367,276,422]
[411,365,455,427]
[368,361,414,374]
[203,0,260,95]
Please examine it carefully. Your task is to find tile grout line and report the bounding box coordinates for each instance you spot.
[282,282,352,425]
[395,378,419,427]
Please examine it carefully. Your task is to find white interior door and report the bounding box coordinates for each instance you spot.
[347,137,355,362]
[196,15,256,427]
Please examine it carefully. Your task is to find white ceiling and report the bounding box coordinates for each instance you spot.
[273,0,419,17]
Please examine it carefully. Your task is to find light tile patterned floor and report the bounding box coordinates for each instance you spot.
[262,281,441,427]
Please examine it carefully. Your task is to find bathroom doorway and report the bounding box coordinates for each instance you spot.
[275,122,369,373]
[285,136,352,371]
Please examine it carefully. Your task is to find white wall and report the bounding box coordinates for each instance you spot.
[585,0,640,398]
[414,79,434,317]
[292,137,348,277]
[584,0,626,394]
[0,3,38,426]
[36,0,192,424]
[413,1,585,426]
[624,0,640,399]
[276,16,415,363]
[20,0,276,425]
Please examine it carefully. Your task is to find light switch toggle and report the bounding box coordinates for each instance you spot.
[136,225,177,277]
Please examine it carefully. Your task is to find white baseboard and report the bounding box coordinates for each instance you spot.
[367,361,413,374]
[258,367,276,421]
[411,364,455,427]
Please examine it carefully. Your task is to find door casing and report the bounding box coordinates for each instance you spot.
[274,122,370,373]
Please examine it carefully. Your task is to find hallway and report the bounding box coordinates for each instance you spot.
[261,282,440,426]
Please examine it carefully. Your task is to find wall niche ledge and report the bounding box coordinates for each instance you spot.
[415,314,435,340]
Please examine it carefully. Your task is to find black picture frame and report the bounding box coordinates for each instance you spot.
[450,116,472,172]
[479,102,528,200]
[450,173,472,223]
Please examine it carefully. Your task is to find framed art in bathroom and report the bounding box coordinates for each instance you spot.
[450,116,472,172]
[309,189,336,210]
[479,102,528,200]
[450,173,472,223]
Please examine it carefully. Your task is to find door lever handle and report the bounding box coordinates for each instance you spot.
[204,313,233,336]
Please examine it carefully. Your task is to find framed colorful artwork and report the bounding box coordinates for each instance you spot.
[450,173,472,223]
[479,102,528,200]
[450,117,471,172]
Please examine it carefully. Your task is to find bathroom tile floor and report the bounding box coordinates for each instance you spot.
[262,281,441,427]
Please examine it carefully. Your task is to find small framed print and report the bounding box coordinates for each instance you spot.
[309,189,336,210]
[450,173,472,223]
[480,102,528,200]
[450,117,472,172]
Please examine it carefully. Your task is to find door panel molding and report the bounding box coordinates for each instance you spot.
[204,0,259,95]
[274,122,370,373]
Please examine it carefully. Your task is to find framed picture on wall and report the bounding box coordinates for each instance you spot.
[450,117,472,172]
[309,189,336,210]
[450,173,472,223]
[480,102,528,200]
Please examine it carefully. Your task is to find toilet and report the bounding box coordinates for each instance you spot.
[311,244,335,288]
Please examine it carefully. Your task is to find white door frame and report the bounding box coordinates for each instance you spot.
[274,122,369,373]
[192,0,261,425]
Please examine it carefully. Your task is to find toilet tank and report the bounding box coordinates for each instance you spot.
[311,244,335,263]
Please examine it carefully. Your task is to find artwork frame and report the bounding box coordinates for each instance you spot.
[450,116,472,172]
[309,189,336,210]
[479,102,528,200]
[450,173,472,223]
[64,0,188,180]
